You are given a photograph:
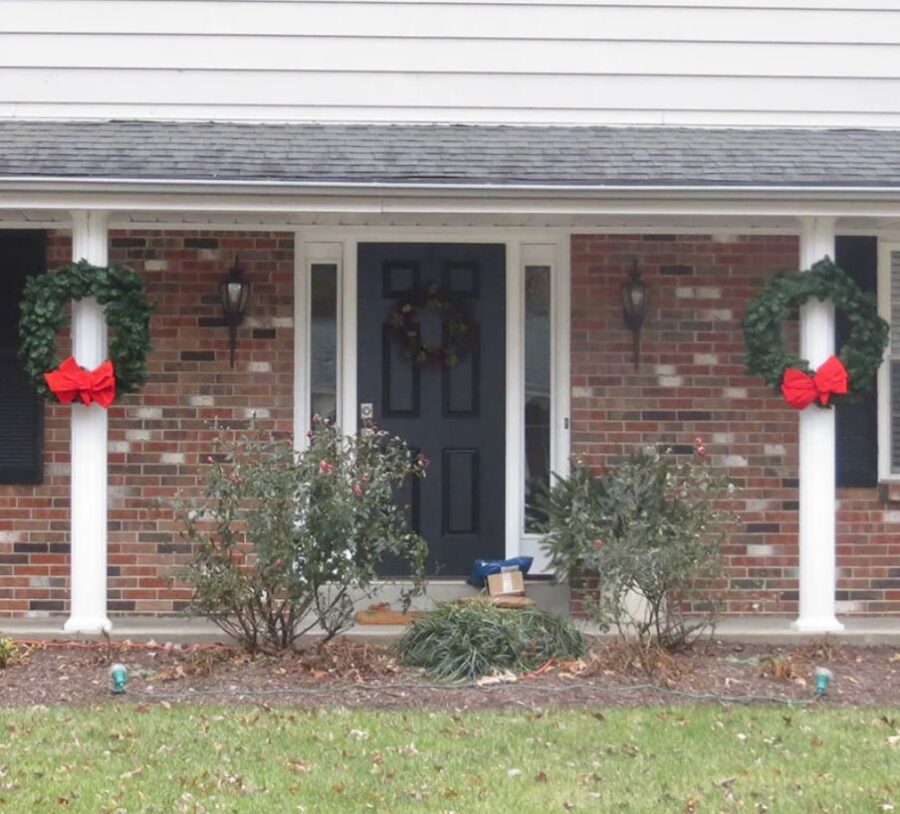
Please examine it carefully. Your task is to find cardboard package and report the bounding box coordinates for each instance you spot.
[487,567,525,597]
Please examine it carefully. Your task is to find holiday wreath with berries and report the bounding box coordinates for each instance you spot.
[389,284,474,368]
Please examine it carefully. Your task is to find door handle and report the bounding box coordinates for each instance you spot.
[360,402,374,421]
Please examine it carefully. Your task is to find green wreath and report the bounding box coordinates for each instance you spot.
[389,284,473,368]
[742,257,888,405]
[18,260,154,400]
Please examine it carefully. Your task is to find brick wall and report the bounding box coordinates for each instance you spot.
[2,229,898,619]
[0,233,72,616]
[570,233,900,615]
[0,230,294,617]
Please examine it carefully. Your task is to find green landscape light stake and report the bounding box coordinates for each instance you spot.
[109,663,128,695]
[814,666,833,698]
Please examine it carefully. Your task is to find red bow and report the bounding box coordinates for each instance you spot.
[781,356,848,410]
[44,356,117,409]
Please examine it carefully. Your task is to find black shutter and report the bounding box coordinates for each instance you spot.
[835,236,878,488]
[0,231,45,484]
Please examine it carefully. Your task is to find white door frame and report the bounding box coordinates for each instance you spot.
[293,227,570,571]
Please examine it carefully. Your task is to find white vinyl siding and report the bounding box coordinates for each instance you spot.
[2,1,900,126]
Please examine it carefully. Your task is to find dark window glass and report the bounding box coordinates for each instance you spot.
[310,263,338,424]
[524,265,551,531]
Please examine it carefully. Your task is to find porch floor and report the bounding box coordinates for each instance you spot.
[3,615,900,646]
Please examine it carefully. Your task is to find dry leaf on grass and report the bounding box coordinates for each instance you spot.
[287,759,313,774]
[758,656,802,682]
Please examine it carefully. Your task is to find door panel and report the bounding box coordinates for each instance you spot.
[358,243,506,575]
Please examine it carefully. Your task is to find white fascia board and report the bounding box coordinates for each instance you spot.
[4,175,900,197]
[4,177,900,219]
[0,175,900,196]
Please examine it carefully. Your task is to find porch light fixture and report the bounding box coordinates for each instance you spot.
[621,260,647,370]
[220,256,251,368]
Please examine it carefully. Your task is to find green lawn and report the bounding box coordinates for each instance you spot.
[0,704,897,812]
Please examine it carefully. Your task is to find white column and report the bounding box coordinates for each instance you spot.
[793,217,843,632]
[64,211,112,634]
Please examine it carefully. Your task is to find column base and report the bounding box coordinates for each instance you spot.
[64,616,113,635]
[791,616,844,633]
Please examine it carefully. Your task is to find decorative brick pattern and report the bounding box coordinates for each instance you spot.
[570,233,900,616]
[0,231,294,617]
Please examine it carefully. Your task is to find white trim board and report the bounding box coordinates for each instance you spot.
[877,241,899,483]
[293,238,343,446]
[9,185,900,221]
[293,227,570,573]
[11,215,900,236]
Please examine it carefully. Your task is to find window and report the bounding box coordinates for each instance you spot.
[878,240,900,480]
[520,243,561,536]
[309,262,338,424]
[0,231,45,484]
[296,241,341,441]
[524,262,551,530]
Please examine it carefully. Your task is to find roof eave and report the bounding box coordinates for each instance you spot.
[3,175,900,198]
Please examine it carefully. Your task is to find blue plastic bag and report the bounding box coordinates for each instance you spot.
[467,556,533,588]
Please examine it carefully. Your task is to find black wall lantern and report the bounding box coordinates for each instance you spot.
[621,259,647,370]
[220,256,251,368]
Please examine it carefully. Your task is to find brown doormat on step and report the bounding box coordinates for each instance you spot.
[355,604,425,625]
[453,595,537,610]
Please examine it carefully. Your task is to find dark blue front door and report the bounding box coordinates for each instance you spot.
[358,243,506,575]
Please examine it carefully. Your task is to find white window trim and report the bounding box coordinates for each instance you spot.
[518,243,570,573]
[293,237,343,448]
[877,241,899,482]
[293,228,570,573]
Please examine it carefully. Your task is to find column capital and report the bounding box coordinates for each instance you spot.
[798,217,837,269]
[70,210,110,266]
[797,215,836,229]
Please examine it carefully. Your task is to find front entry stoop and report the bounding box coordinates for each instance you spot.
[0,579,571,645]
[357,578,570,617]
[4,614,900,646]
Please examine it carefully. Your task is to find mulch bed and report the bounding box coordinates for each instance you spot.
[1,637,898,710]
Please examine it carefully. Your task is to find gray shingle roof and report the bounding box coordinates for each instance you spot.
[1,119,900,188]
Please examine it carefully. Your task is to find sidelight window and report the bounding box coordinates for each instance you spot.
[297,242,342,440]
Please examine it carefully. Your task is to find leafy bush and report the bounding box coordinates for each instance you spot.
[0,636,18,668]
[539,441,737,650]
[176,420,428,652]
[399,600,584,681]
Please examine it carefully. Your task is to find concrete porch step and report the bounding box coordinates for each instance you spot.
[3,615,900,647]
[0,579,571,645]
[359,578,569,616]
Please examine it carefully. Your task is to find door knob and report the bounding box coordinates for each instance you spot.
[360,402,374,421]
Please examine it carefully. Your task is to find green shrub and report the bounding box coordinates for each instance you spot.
[539,442,737,650]
[176,420,428,652]
[0,636,18,668]
[399,600,584,682]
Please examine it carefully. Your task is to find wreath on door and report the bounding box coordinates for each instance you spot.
[389,284,474,368]
[18,260,154,407]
